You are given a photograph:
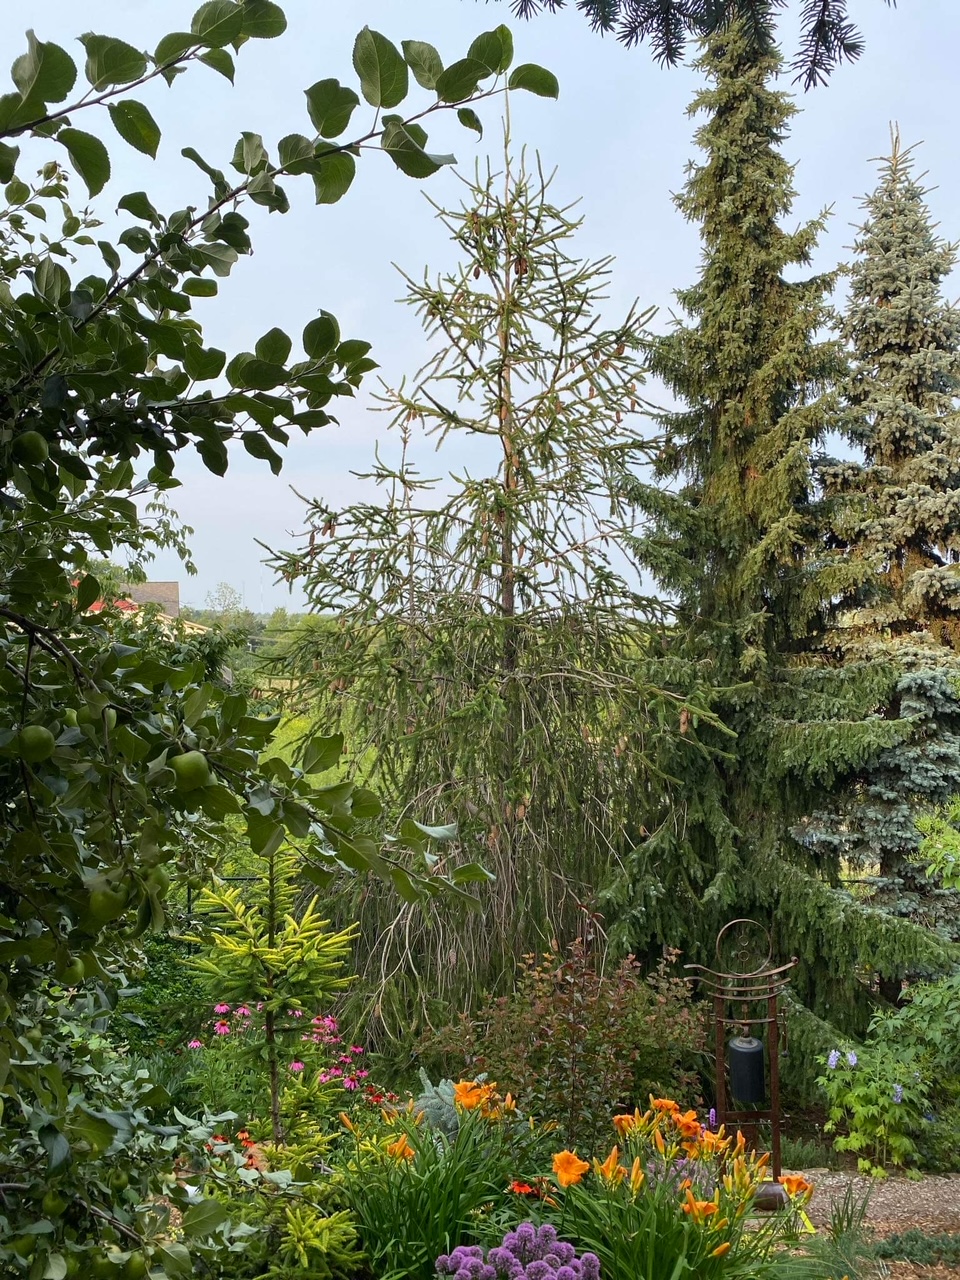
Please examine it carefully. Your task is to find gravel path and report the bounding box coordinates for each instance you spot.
[801,1170,960,1236]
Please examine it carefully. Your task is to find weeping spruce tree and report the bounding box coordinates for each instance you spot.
[806,135,960,994]
[275,138,714,1032]
[606,17,953,1049]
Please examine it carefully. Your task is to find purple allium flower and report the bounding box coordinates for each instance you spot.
[892,1083,904,1104]
[846,1050,858,1067]
[580,1254,600,1280]
[708,1107,717,1128]
[827,1049,841,1069]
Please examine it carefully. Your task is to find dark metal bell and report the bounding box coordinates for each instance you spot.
[728,1035,765,1103]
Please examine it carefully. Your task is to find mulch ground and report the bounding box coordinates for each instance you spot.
[799,1170,960,1278]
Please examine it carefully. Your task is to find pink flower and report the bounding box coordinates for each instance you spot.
[188,1039,203,1049]
[350,1045,365,1055]
[214,1020,231,1036]
[214,1003,231,1014]
[256,1002,264,1012]
[343,1077,358,1090]
[235,1006,251,1018]
[288,1009,304,1019]
[288,1061,306,1073]
[357,1069,369,1078]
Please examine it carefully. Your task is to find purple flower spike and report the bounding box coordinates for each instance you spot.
[827,1049,841,1069]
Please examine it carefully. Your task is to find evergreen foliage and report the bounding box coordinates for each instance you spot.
[506,0,881,87]
[273,140,715,1032]
[804,136,960,985]
[606,21,953,1048]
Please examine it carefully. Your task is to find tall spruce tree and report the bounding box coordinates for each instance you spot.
[273,142,715,1033]
[605,19,953,1052]
[804,136,960,992]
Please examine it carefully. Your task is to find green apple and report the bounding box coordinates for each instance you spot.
[170,750,211,792]
[17,725,55,763]
[88,886,128,924]
[11,430,49,465]
[42,1188,70,1217]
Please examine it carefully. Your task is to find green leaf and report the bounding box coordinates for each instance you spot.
[302,733,343,773]
[382,119,453,180]
[468,26,514,76]
[0,141,20,184]
[154,32,196,65]
[457,107,482,138]
[241,0,287,38]
[304,79,359,139]
[352,28,408,109]
[434,58,487,104]
[182,1198,228,1237]
[303,312,340,360]
[256,327,292,365]
[57,128,110,197]
[38,1124,71,1174]
[231,131,268,175]
[12,31,77,104]
[191,0,245,47]
[277,133,314,173]
[228,356,286,390]
[183,343,225,378]
[108,100,161,158]
[311,151,355,205]
[5,177,29,205]
[79,34,148,88]
[43,1254,67,1280]
[242,432,283,473]
[118,190,159,222]
[157,1244,192,1279]
[199,48,235,81]
[76,574,101,611]
[402,40,443,90]
[34,258,70,305]
[507,63,559,98]
[182,277,218,298]
[451,861,494,884]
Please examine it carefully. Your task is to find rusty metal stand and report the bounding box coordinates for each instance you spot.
[685,919,798,1180]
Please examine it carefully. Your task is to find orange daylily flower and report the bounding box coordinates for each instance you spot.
[553,1150,590,1188]
[339,1112,355,1133]
[629,1157,645,1196]
[709,1242,732,1259]
[612,1108,642,1139]
[672,1109,701,1139]
[510,1180,535,1195]
[682,1188,720,1223]
[778,1174,813,1199]
[386,1133,415,1161]
[650,1097,680,1113]
[594,1146,626,1185]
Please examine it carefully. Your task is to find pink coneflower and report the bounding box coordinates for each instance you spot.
[287,1009,304,1019]
[350,1045,365,1055]
[188,1039,203,1049]
[214,1003,231,1014]
[256,1002,264,1012]
[214,1020,231,1036]
[357,1069,369,1078]
[235,1006,251,1018]
[343,1077,358,1090]
[288,1061,305,1073]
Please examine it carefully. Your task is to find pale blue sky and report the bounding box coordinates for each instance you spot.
[21,1,960,610]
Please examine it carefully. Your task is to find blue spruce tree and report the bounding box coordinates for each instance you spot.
[807,133,960,999]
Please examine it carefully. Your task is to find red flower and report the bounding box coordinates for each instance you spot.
[510,1180,535,1195]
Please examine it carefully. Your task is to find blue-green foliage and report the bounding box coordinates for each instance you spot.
[807,134,960,974]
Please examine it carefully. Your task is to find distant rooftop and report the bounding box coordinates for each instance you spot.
[121,581,180,618]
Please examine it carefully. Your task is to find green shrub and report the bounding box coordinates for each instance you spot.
[876,1229,960,1266]
[113,933,205,1054]
[779,1133,840,1170]
[418,942,706,1149]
